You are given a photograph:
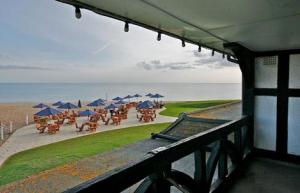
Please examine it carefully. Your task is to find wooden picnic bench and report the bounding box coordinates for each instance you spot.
[47,123,60,134]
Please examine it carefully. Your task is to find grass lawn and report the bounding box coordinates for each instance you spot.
[159,100,239,117]
[0,122,170,186]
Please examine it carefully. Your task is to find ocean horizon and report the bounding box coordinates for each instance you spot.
[0,82,241,103]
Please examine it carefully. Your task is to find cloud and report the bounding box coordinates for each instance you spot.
[137,60,195,71]
[192,50,237,69]
[150,60,160,65]
[192,50,210,58]
[136,50,237,71]
[92,42,112,54]
[0,64,52,70]
[0,52,52,70]
[0,0,240,83]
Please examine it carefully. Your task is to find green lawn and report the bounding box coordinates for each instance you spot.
[0,122,170,186]
[159,100,238,117]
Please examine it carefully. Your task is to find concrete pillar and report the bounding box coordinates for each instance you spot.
[10,121,13,133]
[0,124,3,141]
[26,114,29,125]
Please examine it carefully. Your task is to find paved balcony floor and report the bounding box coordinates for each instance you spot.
[226,158,300,193]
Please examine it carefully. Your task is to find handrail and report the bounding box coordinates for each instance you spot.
[65,116,250,193]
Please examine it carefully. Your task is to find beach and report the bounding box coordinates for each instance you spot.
[0,83,241,145]
[0,103,37,145]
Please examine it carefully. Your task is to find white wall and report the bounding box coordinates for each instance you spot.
[288,98,300,155]
[255,56,278,88]
[254,96,277,151]
[254,56,278,151]
[289,54,300,88]
[288,54,300,155]
[253,54,300,155]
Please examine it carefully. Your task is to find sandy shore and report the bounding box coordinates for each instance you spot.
[0,100,161,146]
[0,103,38,145]
[0,101,141,145]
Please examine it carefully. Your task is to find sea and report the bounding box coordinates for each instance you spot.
[0,83,241,103]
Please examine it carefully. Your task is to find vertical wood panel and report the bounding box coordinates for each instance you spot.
[276,54,289,154]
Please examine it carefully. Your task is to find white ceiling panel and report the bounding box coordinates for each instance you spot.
[57,0,300,53]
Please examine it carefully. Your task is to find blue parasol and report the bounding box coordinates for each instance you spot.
[105,103,118,110]
[87,100,105,107]
[145,93,153,97]
[112,96,123,101]
[96,98,106,102]
[33,103,49,109]
[123,95,133,99]
[151,93,164,98]
[58,102,78,109]
[115,100,127,105]
[134,94,142,98]
[79,109,96,116]
[137,100,154,109]
[52,101,64,106]
[35,107,62,116]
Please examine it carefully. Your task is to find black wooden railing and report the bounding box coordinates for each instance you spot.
[65,116,251,193]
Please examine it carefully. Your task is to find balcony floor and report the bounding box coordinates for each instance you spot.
[226,157,300,193]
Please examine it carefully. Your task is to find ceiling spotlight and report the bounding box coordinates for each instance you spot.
[212,49,215,56]
[75,6,81,19]
[157,32,161,41]
[181,40,185,47]
[124,22,129,32]
[198,45,201,52]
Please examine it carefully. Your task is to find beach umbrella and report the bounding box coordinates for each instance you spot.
[52,101,64,106]
[145,93,153,97]
[134,94,142,98]
[105,103,118,110]
[87,100,105,107]
[79,109,96,117]
[35,107,62,116]
[151,93,164,98]
[146,100,155,105]
[115,100,127,105]
[58,102,78,110]
[96,98,106,102]
[33,103,49,109]
[123,95,134,102]
[112,96,123,101]
[137,100,154,109]
[123,95,133,99]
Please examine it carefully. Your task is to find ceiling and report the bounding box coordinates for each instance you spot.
[57,0,300,55]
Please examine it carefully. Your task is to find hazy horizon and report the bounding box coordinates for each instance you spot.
[0,81,241,84]
[0,82,241,103]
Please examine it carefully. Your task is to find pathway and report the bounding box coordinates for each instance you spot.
[189,101,242,120]
[0,108,176,167]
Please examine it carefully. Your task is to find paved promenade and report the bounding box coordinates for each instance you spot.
[0,108,176,167]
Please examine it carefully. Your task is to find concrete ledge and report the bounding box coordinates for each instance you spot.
[187,101,241,116]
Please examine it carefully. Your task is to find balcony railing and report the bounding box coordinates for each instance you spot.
[65,115,251,193]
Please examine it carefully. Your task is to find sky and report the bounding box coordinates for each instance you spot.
[0,0,241,83]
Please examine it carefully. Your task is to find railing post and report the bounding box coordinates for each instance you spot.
[218,137,228,180]
[151,163,171,193]
[234,127,242,153]
[194,149,208,191]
